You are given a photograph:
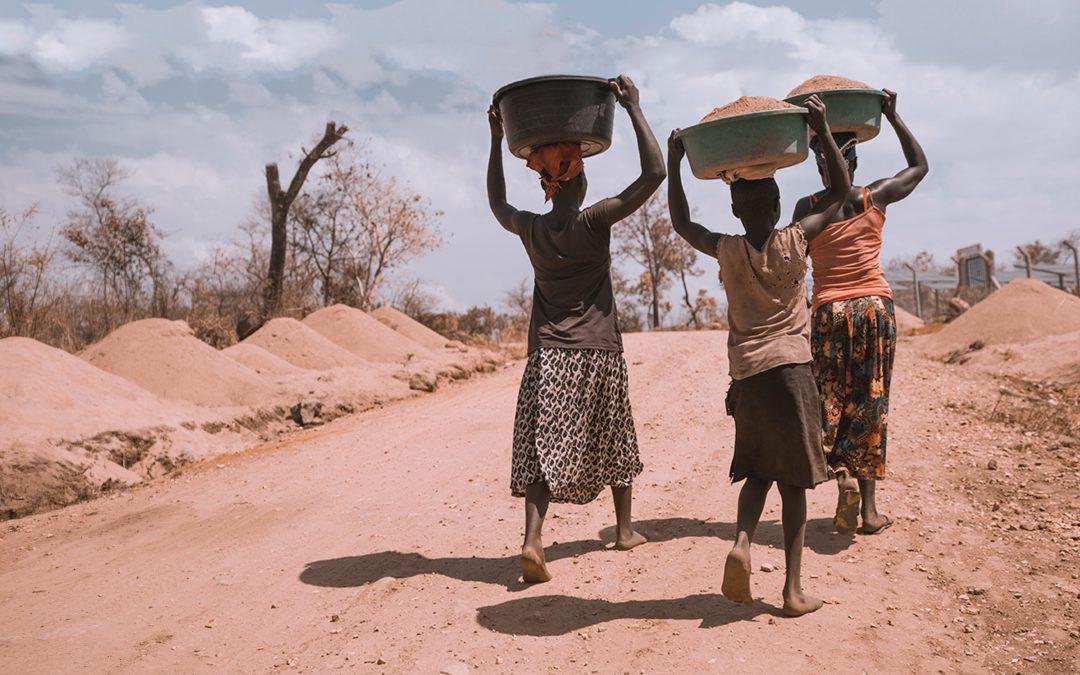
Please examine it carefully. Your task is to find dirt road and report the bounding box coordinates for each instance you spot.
[2,332,1078,673]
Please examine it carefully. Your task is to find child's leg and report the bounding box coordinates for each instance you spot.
[776,482,823,617]
[722,477,771,605]
[610,485,647,551]
[858,478,890,533]
[521,481,552,583]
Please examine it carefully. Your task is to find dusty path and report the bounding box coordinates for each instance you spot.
[1,332,1078,673]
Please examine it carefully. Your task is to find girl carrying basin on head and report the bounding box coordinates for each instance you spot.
[486,74,665,583]
[791,89,929,536]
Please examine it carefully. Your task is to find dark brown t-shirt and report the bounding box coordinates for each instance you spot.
[518,200,622,354]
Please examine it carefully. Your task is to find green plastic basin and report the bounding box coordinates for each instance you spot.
[783,88,885,142]
[678,108,809,181]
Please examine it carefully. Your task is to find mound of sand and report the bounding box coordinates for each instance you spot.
[1,337,172,445]
[303,305,428,363]
[80,319,272,407]
[701,96,799,123]
[894,305,925,334]
[965,329,1080,386]
[787,75,872,98]
[370,306,449,350]
[223,343,303,375]
[924,279,1080,354]
[243,317,366,370]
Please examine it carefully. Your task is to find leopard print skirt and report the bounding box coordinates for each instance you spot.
[511,348,643,505]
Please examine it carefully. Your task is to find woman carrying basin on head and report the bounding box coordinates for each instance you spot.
[791,88,929,535]
[486,74,665,583]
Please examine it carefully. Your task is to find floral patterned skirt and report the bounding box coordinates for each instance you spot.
[511,348,643,504]
[811,296,897,480]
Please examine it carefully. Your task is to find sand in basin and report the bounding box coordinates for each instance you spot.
[700,96,800,123]
[894,305,925,334]
[1,337,173,445]
[924,279,1080,354]
[303,304,428,363]
[223,343,303,375]
[787,75,872,98]
[370,306,448,350]
[243,317,366,370]
[80,319,272,407]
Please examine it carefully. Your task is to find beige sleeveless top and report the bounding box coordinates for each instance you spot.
[716,224,812,380]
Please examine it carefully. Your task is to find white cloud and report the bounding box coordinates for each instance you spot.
[32,19,130,71]
[199,6,339,70]
[670,2,805,45]
[0,0,1077,312]
[0,20,35,55]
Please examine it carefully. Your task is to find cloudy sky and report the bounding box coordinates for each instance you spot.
[1,0,1078,313]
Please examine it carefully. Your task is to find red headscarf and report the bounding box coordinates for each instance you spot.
[526,142,584,201]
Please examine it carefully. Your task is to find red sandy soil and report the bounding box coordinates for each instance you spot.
[787,75,872,98]
[80,319,273,407]
[1,337,174,446]
[303,305,430,364]
[242,317,367,370]
[223,343,304,376]
[700,96,799,123]
[923,279,1080,354]
[371,306,449,350]
[894,305,925,334]
[2,331,1077,672]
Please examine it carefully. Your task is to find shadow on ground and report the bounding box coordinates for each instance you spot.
[300,538,604,591]
[476,593,782,636]
[300,516,852,591]
[602,516,854,555]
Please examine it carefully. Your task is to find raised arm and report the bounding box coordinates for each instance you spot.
[486,106,529,234]
[667,130,720,258]
[601,75,667,224]
[798,95,852,240]
[866,89,928,208]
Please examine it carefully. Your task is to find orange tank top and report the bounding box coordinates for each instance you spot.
[807,187,892,313]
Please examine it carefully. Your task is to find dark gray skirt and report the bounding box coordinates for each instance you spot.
[726,362,829,489]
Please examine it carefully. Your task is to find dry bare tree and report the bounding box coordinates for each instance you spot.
[0,205,62,340]
[57,158,169,332]
[312,144,442,311]
[501,277,532,339]
[264,121,348,317]
[613,191,703,329]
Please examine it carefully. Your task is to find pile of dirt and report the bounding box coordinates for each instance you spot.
[303,305,428,363]
[242,317,366,370]
[80,319,272,407]
[370,306,449,350]
[1,337,173,446]
[894,305,925,334]
[223,343,302,375]
[700,96,799,123]
[787,74,872,97]
[923,279,1080,355]
[964,329,1080,386]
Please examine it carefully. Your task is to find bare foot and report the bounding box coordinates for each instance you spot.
[614,529,647,551]
[834,473,860,534]
[858,513,892,535]
[721,546,753,605]
[782,590,824,617]
[519,546,551,583]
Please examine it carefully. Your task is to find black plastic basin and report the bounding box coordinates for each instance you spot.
[493,75,616,159]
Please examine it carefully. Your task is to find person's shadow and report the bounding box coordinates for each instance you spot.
[299,516,852,591]
[609,516,854,556]
[476,593,782,636]
[300,538,603,591]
